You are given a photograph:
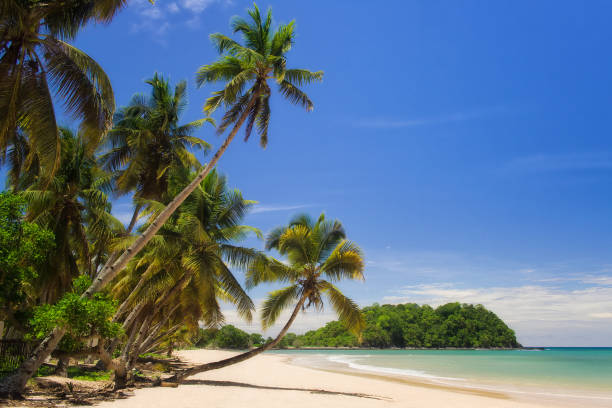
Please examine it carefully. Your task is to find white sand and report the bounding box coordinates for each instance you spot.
[88,350,581,408]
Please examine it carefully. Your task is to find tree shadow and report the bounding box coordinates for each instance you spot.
[181,379,390,400]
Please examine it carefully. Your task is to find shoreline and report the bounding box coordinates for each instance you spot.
[283,353,612,408]
[74,349,598,408]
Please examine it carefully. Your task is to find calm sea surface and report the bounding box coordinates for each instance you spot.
[271,348,612,403]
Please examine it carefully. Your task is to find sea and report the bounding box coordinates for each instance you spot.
[271,348,612,406]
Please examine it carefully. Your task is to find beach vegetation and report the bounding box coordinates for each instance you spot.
[0,0,121,180]
[4,4,324,393]
[165,212,365,382]
[292,303,520,348]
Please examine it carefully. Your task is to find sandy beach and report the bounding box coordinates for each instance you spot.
[83,350,589,408]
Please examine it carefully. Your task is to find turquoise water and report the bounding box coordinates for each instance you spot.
[272,348,612,399]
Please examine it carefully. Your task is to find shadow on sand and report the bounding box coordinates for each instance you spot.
[181,379,391,401]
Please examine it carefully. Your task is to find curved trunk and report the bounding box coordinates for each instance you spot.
[126,203,142,234]
[166,290,309,383]
[1,91,261,395]
[0,326,66,396]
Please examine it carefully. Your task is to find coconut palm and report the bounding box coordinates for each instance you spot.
[87,3,323,297]
[0,0,121,179]
[101,73,212,232]
[21,127,121,303]
[106,170,259,388]
[5,4,322,394]
[166,213,365,383]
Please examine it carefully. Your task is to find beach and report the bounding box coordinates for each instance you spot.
[85,349,602,408]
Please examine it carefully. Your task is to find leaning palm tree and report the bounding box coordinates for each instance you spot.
[101,73,212,232]
[4,4,321,394]
[166,213,365,383]
[0,0,120,179]
[88,3,322,296]
[107,170,259,388]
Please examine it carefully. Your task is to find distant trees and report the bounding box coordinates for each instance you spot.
[189,302,519,350]
[295,303,519,348]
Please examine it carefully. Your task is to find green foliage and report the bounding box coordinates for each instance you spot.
[248,213,365,336]
[196,3,322,147]
[27,276,122,352]
[193,326,272,349]
[67,367,112,381]
[211,325,250,349]
[297,321,359,348]
[0,192,54,320]
[34,365,111,381]
[249,333,264,347]
[294,303,520,349]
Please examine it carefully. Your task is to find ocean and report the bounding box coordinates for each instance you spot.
[272,348,612,405]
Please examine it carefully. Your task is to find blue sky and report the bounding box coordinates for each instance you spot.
[5,0,612,346]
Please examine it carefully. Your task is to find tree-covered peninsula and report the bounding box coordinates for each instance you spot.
[297,303,520,348]
[196,302,520,349]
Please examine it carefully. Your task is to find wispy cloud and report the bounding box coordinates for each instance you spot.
[503,152,612,173]
[383,281,612,346]
[250,204,315,214]
[354,106,507,129]
[129,0,232,39]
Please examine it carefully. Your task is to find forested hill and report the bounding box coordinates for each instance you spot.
[195,302,520,349]
[296,302,520,348]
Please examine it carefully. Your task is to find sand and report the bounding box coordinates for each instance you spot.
[86,350,582,408]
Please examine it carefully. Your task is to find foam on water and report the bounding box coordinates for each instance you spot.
[326,354,463,382]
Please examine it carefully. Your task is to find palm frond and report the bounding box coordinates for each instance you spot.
[319,280,365,335]
[320,240,365,282]
[261,284,301,329]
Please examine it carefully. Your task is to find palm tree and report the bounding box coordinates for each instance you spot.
[107,170,259,388]
[0,0,121,179]
[22,127,121,302]
[4,4,322,394]
[166,213,365,383]
[88,2,322,297]
[101,73,212,232]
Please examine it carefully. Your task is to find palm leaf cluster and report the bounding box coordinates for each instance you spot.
[196,4,323,147]
[249,213,366,335]
[21,127,121,303]
[109,170,259,360]
[0,0,123,177]
[102,73,213,212]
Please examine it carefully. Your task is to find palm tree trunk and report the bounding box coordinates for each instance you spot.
[166,290,309,383]
[0,326,66,396]
[126,203,142,234]
[0,92,262,395]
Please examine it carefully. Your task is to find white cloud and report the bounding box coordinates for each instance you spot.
[354,106,507,129]
[139,5,163,19]
[250,204,315,214]
[383,282,612,346]
[129,0,231,37]
[180,0,216,13]
[503,152,612,173]
[167,2,180,13]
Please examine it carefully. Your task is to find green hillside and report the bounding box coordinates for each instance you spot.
[297,302,520,348]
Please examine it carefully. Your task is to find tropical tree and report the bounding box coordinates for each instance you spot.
[101,73,212,232]
[3,3,321,394]
[166,213,365,382]
[0,192,54,336]
[105,170,259,388]
[0,0,121,180]
[21,127,121,302]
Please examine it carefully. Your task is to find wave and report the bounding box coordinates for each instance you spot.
[326,354,462,382]
[324,354,612,401]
